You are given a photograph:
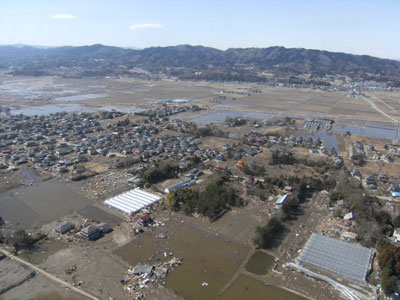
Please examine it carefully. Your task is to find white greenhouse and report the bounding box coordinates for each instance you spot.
[104,188,162,215]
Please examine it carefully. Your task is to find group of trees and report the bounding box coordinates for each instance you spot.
[378,240,400,294]
[11,230,45,253]
[253,217,284,249]
[225,117,247,127]
[270,152,297,165]
[269,154,341,174]
[189,124,227,138]
[299,158,341,174]
[166,172,242,220]
[242,164,266,177]
[142,162,179,185]
[351,154,366,166]
[115,157,139,169]
[253,174,338,249]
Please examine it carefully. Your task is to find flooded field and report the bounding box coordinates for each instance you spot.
[20,168,39,183]
[219,275,308,300]
[115,220,249,300]
[0,179,91,229]
[182,110,272,126]
[313,131,339,152]
[334,124,397,139]
[245,251,275,275]
[11,103,89,116]
[55,93,108,102]
[164,222,248,300]
[10,103,146,116]
[98,105,146,113]
[114,231,166,265]
[77,205,123,226]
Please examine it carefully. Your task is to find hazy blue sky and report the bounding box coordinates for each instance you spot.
[1,0,399,59]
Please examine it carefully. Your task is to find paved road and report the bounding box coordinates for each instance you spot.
[0,247,99,300]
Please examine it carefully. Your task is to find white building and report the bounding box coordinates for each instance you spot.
[394,228,400,242]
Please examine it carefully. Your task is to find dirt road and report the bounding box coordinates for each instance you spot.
[0,247,98,300]
[361,95,399,123]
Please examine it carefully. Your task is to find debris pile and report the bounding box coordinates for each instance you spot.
[122,257,182,298]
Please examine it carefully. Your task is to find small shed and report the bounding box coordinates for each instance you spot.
[276,194,289,205]
[393,229,400,242]
[342,232,358,241]
[344,212,354,221]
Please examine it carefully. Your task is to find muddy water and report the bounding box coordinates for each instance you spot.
[164,222,248,300]
[115,220,249,300]
[334,125,397,139]
[245,251,275,275]
[20,168,39,183]
[11,103,146,116]
[219,275,308,300]
[313,131,339,152]
[11,104,89,116]
[0,179,91,229]
[77,206,123,226]
[114,232,167,265]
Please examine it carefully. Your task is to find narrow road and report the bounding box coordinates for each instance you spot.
[284,263,371,300]
[0,247,99,300]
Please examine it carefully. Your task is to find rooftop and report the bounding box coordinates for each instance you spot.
[297,233,372,284]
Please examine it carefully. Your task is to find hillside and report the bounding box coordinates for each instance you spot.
[1,44,400,85]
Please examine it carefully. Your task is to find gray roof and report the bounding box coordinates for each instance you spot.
[55,222,74,233]
[133,265,154,275]
[297,233,372,284]
[81,225,98,235]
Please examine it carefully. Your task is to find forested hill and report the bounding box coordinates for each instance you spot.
[1,44,400,85]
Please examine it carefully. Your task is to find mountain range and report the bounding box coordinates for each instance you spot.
[1,44,399,85]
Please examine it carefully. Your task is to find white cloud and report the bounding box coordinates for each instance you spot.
[50,14,77,20]
[129,24,163,31]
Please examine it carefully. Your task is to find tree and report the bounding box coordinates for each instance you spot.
[378,242,400,294]
[281,197,299,219]
[375,211,392,225]
[253,217,284,249]
[381,267,394,294]
[330,190,346,202]
[12,230,35,253]
[393,216,400,228]
[297,179,308,202]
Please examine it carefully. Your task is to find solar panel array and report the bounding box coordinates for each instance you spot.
[104,188,162,215]
[297,233,372,284]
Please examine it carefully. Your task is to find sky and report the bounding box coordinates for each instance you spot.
[0,0,399,59]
